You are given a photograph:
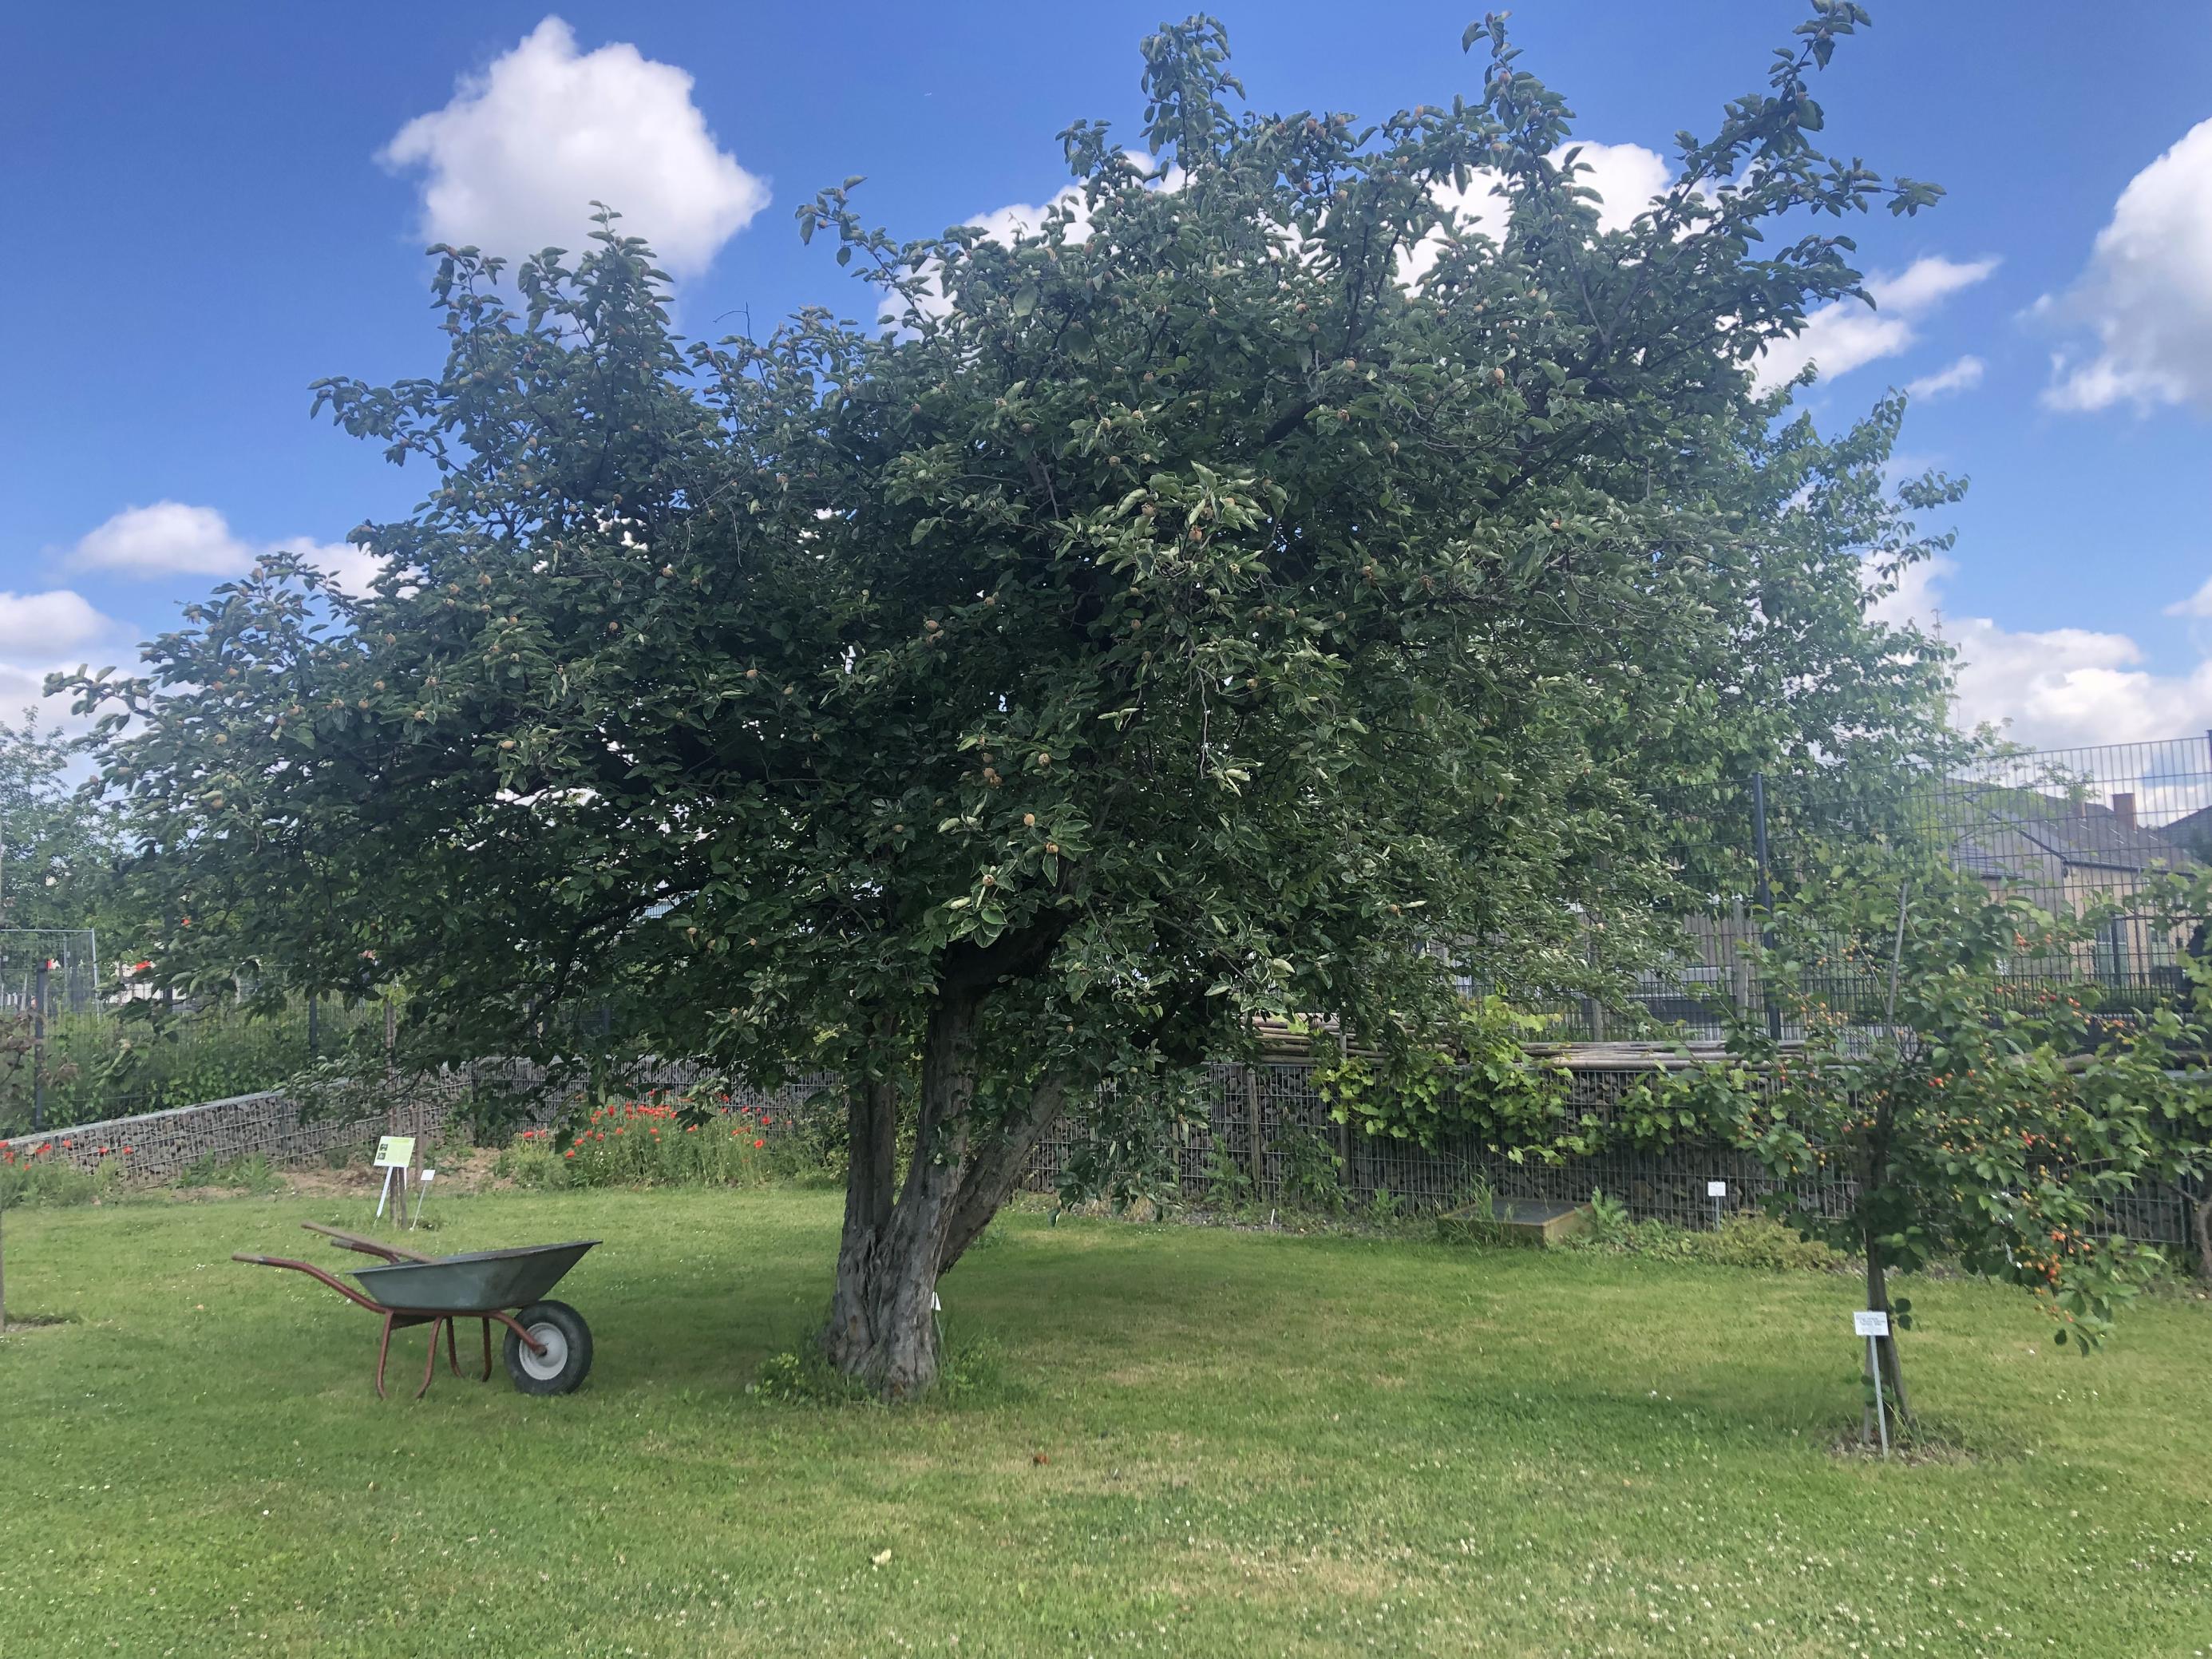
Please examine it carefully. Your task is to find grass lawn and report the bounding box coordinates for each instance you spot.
[2,1187,2209,1657]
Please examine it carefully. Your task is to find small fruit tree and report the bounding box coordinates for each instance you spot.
[1725,849,2211,1439]
[66,7,1957,1396]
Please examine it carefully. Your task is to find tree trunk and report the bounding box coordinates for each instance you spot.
[941,1072,1070,1273]
[1860,1221,1912,1439]
[820,1070,900,1376]
[818,989,981,1398]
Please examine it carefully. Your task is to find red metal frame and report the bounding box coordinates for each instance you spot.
[233,1225,548,1400]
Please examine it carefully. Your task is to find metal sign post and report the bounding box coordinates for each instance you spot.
[1854,1309,1892,1457]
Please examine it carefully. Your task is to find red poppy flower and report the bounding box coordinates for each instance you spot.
[754,1138,765,1149]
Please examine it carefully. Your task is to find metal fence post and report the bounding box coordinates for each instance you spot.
[1752,773,1783,1042]
[31,956,48,1132]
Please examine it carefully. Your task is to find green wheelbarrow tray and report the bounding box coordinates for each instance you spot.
[348,1240,599,1313]
[233,1224,600,1400]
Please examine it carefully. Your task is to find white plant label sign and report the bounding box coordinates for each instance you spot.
[1854,1309,1890,1338]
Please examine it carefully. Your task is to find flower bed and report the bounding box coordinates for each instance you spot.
[495,1090,802,1190]
[2,1138,136,1207]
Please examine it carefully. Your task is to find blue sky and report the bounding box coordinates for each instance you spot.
[5,2,2209,749]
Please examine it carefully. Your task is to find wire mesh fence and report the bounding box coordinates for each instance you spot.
[1529,733,2212,1039]
[0,929,101,1018]
[1023,1057,2200,1247]
[0,993,387,1137]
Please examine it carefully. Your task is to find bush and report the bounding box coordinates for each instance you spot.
[1275,1127,1347,1215]
[0,1147,110,1210]
[493,1136,567,1190]
[1315,997,1575,1153]
[1,1136,140,1207]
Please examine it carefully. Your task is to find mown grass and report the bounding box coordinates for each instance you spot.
[2,1187,2208,1657]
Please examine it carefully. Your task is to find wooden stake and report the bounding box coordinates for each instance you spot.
[1244,1067,1263,1198]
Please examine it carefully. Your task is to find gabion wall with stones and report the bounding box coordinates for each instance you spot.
[0,1066,829,1186]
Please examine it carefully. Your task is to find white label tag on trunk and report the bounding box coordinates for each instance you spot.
[931,1292,941,1312]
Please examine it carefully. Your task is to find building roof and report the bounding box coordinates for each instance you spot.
[1951,792,2189,875]
[2156,802,2212,856]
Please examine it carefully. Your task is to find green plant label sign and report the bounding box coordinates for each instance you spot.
[373,1136,415,1170]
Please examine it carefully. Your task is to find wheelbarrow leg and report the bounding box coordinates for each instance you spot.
[444,1317,464,1380]
[479,1317,493,1382]
[375,1313,395,1400]
[416,1317,446,1400]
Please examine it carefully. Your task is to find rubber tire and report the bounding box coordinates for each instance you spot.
[503,1300,593,1395]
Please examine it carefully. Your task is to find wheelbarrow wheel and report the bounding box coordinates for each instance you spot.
[503,1301,592,1395]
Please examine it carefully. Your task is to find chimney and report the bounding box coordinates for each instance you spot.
[2113,792,2137,834]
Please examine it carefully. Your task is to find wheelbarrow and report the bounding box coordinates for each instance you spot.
[233,1222,599,1399]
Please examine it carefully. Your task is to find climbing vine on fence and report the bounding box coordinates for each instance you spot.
[1313,997,1583,1155]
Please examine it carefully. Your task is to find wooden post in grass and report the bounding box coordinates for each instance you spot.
[1333,1026,1353,1196]
[1244,1067,1264,1199]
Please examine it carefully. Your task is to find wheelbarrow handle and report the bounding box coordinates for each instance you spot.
[299,1222,436,1264]
[232,1251,393,1313]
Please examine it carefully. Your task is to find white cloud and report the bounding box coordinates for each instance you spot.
[886,156,1181,327]
[0,590,117,657]
[72,501,252,577]
[2163,575,2212,620]
[1755,256,1997,392]
[2041,117,2212,414]
[0,600,127,731]
[276,538,389,598]
[380,16,768,280]
[1877,556,2212,747]
[1402,141,1672,288]
[966,186,1094,250]
[0,660,77,728]
[68,504,379,595]
[1905,354,1985,401]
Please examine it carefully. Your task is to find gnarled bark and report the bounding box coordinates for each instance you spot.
[820,1068,900,1376]
[817,925,1073,1398]
[819,988,979,1397]
[943,1071,1070,1273]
